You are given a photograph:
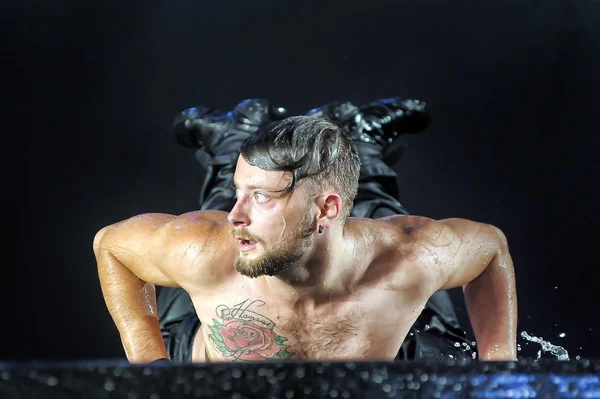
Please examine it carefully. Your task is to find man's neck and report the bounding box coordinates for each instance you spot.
[260,226,353,304]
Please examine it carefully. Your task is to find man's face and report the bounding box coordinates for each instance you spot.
[227,156,316,278]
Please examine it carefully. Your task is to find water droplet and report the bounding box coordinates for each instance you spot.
[554,286,558,290]
[104,380,115,391]
[576,356,581,360]
[521,331,569,360]
[558,332,566,338]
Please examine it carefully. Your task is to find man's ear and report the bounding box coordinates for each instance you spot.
[317,194,342,222]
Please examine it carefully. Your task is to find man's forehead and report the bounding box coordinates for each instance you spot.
[234,156,293,189]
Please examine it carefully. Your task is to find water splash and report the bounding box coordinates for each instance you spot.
[520,331,569,361]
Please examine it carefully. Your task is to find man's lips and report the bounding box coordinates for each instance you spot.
[235,237,257,251]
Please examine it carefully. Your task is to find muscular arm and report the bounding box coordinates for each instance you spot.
[406,217,517,361]
[93,212,222,363]
[439,218,517,361]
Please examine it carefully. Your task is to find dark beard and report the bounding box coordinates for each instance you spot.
[234,214,315,278]
[234,243,305,278]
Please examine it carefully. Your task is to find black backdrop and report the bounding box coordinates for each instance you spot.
[11,0,599,361]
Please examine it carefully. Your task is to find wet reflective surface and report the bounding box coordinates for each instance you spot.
[1,358,599,398]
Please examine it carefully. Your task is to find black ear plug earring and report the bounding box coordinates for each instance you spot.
[318,225,323,234]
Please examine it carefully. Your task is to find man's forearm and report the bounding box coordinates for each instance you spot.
[463,246,518,361]
[97,250,168,363]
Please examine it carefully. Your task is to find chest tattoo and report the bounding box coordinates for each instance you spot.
[207,298,292,361]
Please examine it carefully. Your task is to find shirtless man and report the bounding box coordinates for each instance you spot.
[94,110,517,363]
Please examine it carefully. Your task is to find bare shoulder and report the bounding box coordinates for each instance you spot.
[98,210,230,244]
[345,215,434,284]
[349,214,437,248]
[348,215,458,283]
[373,214,506,290]
[157,210,231,238]
[96,210,235,289]
[376,214,500,245]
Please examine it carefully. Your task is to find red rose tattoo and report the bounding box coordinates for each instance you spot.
[219,320,280,360]
[208,299,292,361]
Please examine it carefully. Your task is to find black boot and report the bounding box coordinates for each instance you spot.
[306,97,431,165]
[173,98,288,208]
[173,98,287,157]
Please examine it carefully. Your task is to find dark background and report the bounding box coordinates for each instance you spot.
[11,0,599,361]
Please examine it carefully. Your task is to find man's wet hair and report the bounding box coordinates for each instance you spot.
[240,115,361,221]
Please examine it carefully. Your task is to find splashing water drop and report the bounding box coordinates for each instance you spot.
[520,331,569,360]
[558,332,566,338]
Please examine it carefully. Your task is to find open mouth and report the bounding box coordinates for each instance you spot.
[237,238,257,251]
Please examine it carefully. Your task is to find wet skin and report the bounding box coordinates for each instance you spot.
[95,156,517,362]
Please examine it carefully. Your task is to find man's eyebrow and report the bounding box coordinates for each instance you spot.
[232,180,287,192]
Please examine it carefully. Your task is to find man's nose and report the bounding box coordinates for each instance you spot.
[227,199,251,227]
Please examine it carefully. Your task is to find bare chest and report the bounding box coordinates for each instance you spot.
[192,285,414,362]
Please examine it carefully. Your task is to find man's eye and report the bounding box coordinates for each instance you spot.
[254,192,269,203]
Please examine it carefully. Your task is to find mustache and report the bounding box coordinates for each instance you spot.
[230,228,264,244]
